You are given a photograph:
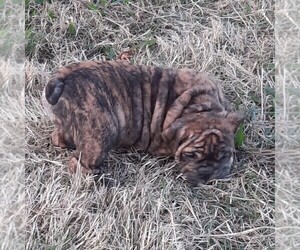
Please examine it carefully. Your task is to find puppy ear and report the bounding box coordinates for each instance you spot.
[226,111,244,132]
[163,86,212,131]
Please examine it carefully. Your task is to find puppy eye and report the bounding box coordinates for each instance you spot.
[182,152,197,160]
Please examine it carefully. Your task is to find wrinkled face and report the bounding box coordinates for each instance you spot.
[177,130,235,185]
[163,111,244,185]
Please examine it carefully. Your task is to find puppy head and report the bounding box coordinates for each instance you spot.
[162,111,244,185]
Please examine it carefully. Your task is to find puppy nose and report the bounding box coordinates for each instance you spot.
[197,178,208,184]
[186,173,211,185]
[182,171,202,186]
[217,167,231,179]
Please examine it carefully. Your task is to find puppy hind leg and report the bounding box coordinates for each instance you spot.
[68,151,100,175]
[51,126,68,148]
[67,139,109,175]
[51,125,76,149]
[67,119,118,175]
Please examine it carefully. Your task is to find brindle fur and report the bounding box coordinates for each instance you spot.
[43,60,243,185]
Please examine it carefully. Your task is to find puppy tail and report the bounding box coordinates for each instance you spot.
[45,78,65,105]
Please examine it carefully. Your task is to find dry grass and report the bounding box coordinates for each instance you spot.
[0,0,25,249]
[24,0,275,249]
[275,0,300,249]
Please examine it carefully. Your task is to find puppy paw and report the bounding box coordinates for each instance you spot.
[51,129,67,148]
[68,156,101,175]
[68,156,79,173]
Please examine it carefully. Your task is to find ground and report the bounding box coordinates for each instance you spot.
[22,0,275,249]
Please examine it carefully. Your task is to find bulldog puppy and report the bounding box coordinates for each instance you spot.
[42,60,243,185]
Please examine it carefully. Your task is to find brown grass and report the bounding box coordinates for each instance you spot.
[24,0,275,249]
[0,0,25,249]
[275,0,300,249]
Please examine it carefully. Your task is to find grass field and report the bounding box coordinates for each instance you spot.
[0,0,25,249]
[23,0,275,249]
[275,0,300,248]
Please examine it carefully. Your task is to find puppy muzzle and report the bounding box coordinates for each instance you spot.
[180,162,231,185]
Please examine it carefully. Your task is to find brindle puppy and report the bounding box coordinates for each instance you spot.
[42,60,243,185]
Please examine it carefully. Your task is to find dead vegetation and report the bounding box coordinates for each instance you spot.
[24,0,275,249]
[275,0,300,248]
[0,0,25,249]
